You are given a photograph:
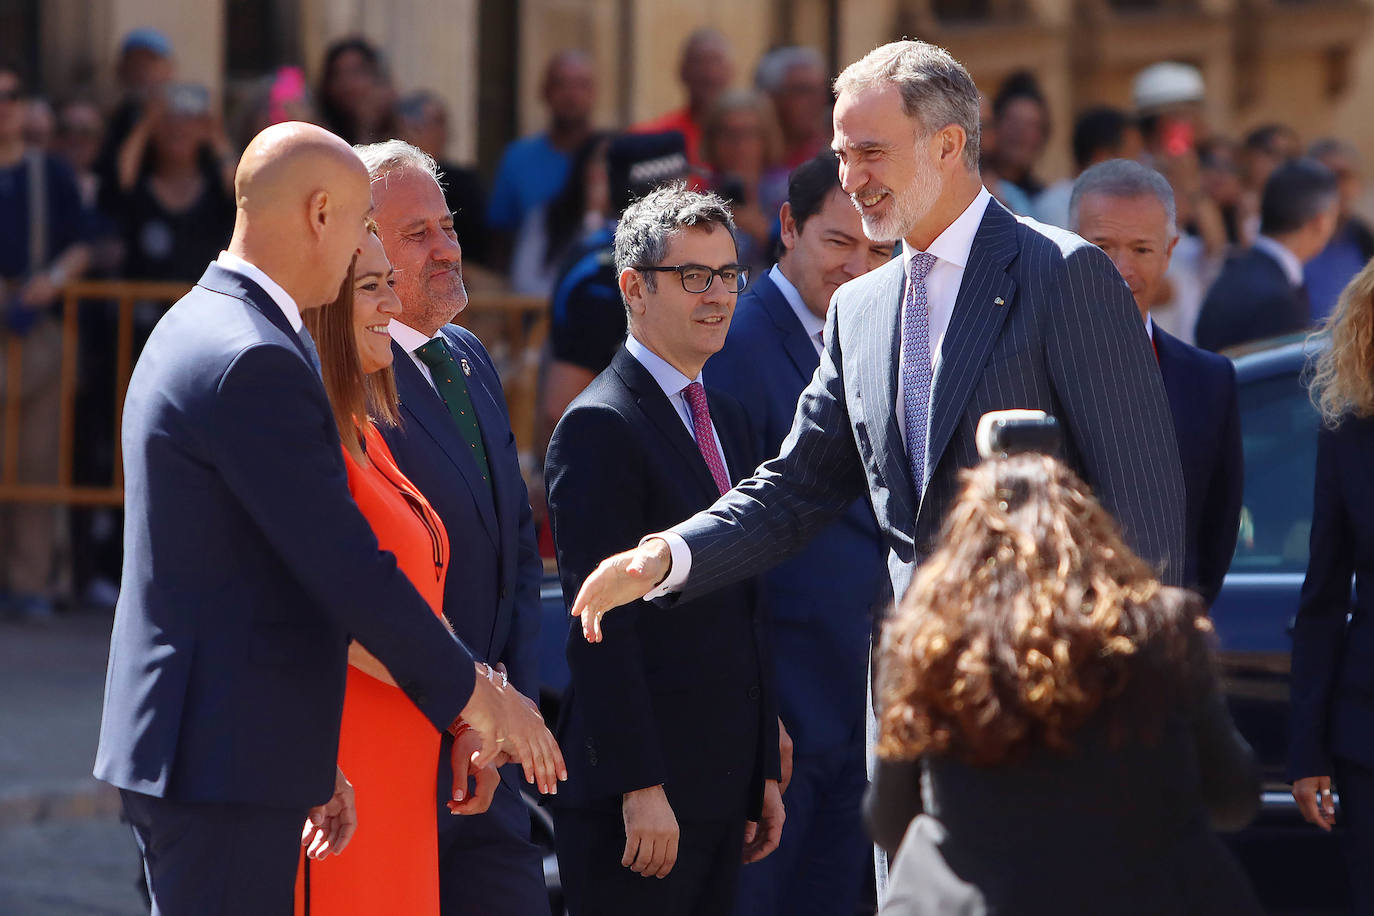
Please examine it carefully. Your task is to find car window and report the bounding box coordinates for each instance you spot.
[1232,369,1320,574]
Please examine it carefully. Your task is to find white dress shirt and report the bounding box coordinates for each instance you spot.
[216,250,302,332]
[1252,235,1305,287]
[389,320,445,393]
[770,264,825,356]
[649,188,996,597]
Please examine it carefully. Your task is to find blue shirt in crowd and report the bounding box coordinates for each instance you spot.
[486,134,572,233]
[1305,219,1374,322]
[0,153,88,281]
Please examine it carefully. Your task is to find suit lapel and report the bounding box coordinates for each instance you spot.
[197,263,313,366]
[753,273,822,384]
[391,340,499,547]
[922,201,1019,507]
[611,347,721,499]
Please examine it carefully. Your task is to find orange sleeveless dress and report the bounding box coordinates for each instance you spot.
[295,423,450,915]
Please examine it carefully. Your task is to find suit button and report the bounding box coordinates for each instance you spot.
[415,693,428,706]
[747,686,761,700]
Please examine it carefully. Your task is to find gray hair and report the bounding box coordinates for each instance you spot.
[755,45,826,93]
[1069,158,1178,239]
[613,183,737,310]
[832,40,981,171]
[354,139,442,184]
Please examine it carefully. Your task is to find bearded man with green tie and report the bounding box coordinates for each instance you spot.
[358,140,551,916]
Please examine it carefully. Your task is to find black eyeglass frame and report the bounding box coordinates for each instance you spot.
[634,263,750,294]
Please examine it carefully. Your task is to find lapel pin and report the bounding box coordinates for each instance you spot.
[460,358,472,377]
[994,297,1005,307]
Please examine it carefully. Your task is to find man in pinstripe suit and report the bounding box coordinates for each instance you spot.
[569,40,1185,650]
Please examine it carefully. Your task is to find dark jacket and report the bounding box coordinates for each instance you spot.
[1195,245,1311,352]
[545,344,780,820]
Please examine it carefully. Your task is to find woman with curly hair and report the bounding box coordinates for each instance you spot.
[1291,256,1374,913]
[868,453,1261,915]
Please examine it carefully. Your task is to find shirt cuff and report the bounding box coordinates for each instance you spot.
[640,531,690,599]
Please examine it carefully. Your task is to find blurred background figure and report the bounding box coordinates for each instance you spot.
[1133,61,1207,165]
[1238,123,1301,244]
[113,81,235,284]
[94,27,175,217]
[235,66,318,149]
[23,97,54,150]
[1303,138,1374,323]
[316,36,396,145]
[53,99,104,208]
[986,71,1050,204]
[396,90,490,268]
[635,28,736,165]
[1195,157,1339,351]
[1034,106,1140,228]
[868,453,1263,916]
[754,45,830,170]
[699,88,784,273]
[488,50,597,275]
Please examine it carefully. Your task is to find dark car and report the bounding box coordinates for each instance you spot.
[1212,333,1348,912]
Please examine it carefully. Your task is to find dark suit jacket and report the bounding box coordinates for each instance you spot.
[1289,417,1374,780]
[1194,245,1311,352]
[672,199,1186,605]
[705,269,888,755]
[381,326,543,833]
[94,264,476,808]
[1154,326,1244,604]
[546,345,780,820]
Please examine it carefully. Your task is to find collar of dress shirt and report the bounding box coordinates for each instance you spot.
[625,333,701,399]
[899,185,993,275]
[388,319,439,353]
[1253,235,1305,287]
[216,250,302,332]
[1145,313,1154,341]
[769,263,825,344]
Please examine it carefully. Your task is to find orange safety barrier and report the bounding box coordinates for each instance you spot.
[0,280,548,509]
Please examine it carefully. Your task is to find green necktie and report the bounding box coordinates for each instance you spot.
[413,339,492,494]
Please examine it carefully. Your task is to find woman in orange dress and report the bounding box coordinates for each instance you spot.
[293,229,450,914]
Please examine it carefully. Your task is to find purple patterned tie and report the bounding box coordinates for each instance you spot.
[683,381,731,495]
[901,252,939,493]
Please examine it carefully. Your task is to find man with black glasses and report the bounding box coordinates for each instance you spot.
[545,184,783,915]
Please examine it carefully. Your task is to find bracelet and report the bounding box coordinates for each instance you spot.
[477,661,508,690]
[447,719,471,738]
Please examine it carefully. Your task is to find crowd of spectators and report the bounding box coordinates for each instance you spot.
[2,25,1371,620]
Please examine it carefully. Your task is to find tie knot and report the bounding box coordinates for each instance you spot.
[683,380,708,412]
[908,252,937,284]
[414,338,453,370]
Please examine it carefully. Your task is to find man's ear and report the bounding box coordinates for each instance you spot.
[618,267,645,316]
[308,189,330,240]
[779,202,798,252]
[938,124,966,168]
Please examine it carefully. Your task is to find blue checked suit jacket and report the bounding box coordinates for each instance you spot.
[671,198,1187,605]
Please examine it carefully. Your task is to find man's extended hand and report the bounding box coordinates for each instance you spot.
[570,537,672,643]
[1293,775,1337,831]
[457,663,567,794]
[742,779,785,863]
[778,718,794,795]
[622,785,679,878]
[447,725,505,816]
[302,766,357,859]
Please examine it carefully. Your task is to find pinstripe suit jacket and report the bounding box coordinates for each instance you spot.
[671,198,1186,604]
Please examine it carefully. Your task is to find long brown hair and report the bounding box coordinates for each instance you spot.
[1308,256,1374,427]
[877,454,1214,766]
[301,241,400,462]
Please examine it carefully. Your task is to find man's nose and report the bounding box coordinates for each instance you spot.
[838,160,861,195]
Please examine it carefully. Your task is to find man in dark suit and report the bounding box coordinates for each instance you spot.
[1195,157,1341,352]
[545,185,783,915]
[357,140,552,916]
[707,149,893,916]
[93,123,560,915]
[568,41,1184,658]
[1071,158,1244,604]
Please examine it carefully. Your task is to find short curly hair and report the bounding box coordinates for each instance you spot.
[877,454,1214,766]
[612,183,737,309]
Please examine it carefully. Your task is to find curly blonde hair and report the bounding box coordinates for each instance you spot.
[1308,257,1374,428]
[877,454,1213,766]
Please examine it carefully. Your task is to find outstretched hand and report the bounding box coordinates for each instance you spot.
[570,538,672,643]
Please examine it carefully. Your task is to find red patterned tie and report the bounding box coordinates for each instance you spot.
[683,381,731,495]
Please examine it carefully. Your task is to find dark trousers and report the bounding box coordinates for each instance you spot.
[438,763,550,916]
[734,745,869,916]
[554,806,747,916]
[1336,756,1374,915]
[120,789,305,916]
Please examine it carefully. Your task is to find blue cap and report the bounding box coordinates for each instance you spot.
[121,28,173,58]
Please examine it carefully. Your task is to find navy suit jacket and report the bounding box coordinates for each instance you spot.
[1195,246,1311,352]
[706,269,887,755]
[671,199,1186,605]
[546,346,780,820]
[95,264,476,808]
[382,326,543,820]
[1154,326,1244,605]
[1290,417,1374,780]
